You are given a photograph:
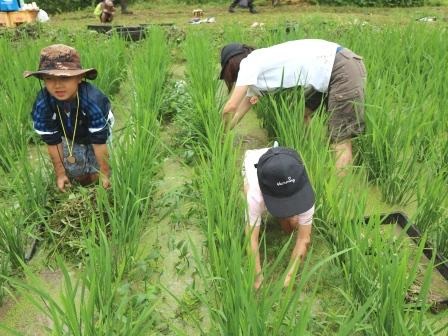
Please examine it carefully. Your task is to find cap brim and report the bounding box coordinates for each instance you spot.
[262,175,315,218]
[23,68,98,80]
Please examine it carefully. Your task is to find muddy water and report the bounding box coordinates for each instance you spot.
[136,124,209,334]
[385,225,448,306]
[0,263,64,335]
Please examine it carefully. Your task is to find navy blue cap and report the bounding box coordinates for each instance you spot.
[219,43,246,79]
[257,147,315,218]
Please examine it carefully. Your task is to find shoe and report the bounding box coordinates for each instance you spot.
[249,8,257,13]
[121,9,133,14]
[228,7,235,13]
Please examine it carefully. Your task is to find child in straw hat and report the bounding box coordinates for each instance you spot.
[24,44,114,192]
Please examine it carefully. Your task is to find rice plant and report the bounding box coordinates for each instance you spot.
[183,29,223,149]
[72,33,127,96]
[0,37,46,172]
[100,26,169,273]
[3,231,159,335]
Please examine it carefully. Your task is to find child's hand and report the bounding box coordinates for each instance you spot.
[101,176,111,189]
[57,175,71,192]
[249,96,259,105]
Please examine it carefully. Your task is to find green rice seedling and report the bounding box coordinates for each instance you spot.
[337,215,443,334]
[68,32,128,96]
[354,26,447,205]
[413,170,447,237]
[0,255,8,304]
[95,27,169,272]
[356,103,424,205]
[263,20,307,47]
[0,38,46,172]
[3,230,159,335]
[183,29,224,148]
[0,211,26,273]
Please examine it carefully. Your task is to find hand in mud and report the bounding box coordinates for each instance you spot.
[101,176,111,189]
[254,272,263,290]
[284,269,298,288]
[249,96,259,105]
[57,175,71,192]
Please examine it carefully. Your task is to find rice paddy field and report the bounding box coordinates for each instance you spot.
[0,1,447,335]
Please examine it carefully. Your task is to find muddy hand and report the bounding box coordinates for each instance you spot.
[57,175,71,192]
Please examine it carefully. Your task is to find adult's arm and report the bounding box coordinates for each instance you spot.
[92,143,111,189]
[47,144,70,192]
[222,85,251,129]
[245,225,263,289]
[284,223,312,287]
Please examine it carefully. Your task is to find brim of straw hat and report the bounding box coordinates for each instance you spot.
[23,68,98,80]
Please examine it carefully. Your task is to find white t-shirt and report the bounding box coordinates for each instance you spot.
[242,148,315,227]
[236,39,339,95]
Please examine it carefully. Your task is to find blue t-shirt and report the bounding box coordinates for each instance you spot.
[31,82,113,145]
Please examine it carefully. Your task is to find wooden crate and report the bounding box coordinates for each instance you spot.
[0,12,12,27]
[8,10,38,26]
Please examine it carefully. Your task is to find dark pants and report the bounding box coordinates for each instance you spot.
[230,0,255,10]
[120,0,128,11]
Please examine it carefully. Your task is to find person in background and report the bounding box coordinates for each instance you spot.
[119,0,133,14]
[228,0,257,14]
[94,0,115,23]
[220,40,367,173]
[242,145,315,288]
[24,44,114,192]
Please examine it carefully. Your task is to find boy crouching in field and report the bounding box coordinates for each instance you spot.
[94,0,116,23]
[24,44,114,192]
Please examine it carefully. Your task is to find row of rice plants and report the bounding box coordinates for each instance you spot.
[104,26,170,273]
[183,29,352,334]
[1,28,170,334]
[258,69,444,336]
[183,30,224,150]
[352,25,446,206]
[247,22,448,263]
[0,38,44,172]
[344,24,448,259]
[244,24,447,332]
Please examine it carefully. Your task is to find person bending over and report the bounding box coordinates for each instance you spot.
[220,40,367,171]
[242,145,315,288]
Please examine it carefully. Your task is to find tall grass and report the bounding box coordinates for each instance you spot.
[3,230,158,335]
[183,30,361,334]
[72,33,128,96]
[0,38,45,172]
[183,29,223,149]
[247,23,447,333]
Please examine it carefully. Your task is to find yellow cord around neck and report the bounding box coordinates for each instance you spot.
[56,93,80,161]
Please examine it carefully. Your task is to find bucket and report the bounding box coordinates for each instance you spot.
[87,24,115,34]
[111,26,147,42]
